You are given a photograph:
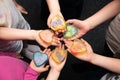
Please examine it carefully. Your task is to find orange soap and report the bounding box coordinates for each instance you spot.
[70,39,87,55]
[51,48,67,64]
[39,29,54,44]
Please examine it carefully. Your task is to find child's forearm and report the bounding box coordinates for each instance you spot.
[46,0,60,13]
[46,68,60,80]
[90,53,120,74]
[84,0,120,29]
[0,27,38,40]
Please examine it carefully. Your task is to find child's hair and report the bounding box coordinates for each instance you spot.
[0,0,11,27]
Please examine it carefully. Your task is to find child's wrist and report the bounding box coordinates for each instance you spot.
[83,19,94,30]
[89,53,97,64]
[32,30,42,40]
[50,68,60,77]
[50,10,61,16]
[50,8,60,13]
[51,68,61,73]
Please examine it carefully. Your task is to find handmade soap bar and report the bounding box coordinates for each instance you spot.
[51,48,67,64]
[33,51,48,67]
[63,24,78,39]
[50,14,66,31]
[39,29,54,44]
[70,39,87,55]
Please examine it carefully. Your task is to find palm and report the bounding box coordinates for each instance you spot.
[64,39,94,62]
[66,19,90,40]
[48,11,63,26]
[36,30,60,48]
[49,56,65,72]
[72,46,94,62]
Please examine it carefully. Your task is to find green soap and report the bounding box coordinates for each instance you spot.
[63,31,72,38]
[64,24,78,39]
[66,25,73,31]
[71,26,78,36]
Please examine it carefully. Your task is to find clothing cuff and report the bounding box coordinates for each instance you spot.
[27,66,39,76]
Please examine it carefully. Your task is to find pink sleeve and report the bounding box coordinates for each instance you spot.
[24,66,39,80]
[0,52,17,58]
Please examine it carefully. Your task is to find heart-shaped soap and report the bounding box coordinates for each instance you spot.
[63,24,78,39]
[33,51,48,67]
[50,14,66,31]
[39,29,54,44]
[51,48,67,64]
[70,39,87,55]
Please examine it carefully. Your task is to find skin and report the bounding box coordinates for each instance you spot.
[14,0,65,34]
[65,0,120,40]
[13,0,28,14]
[0,27,60,48]
[46,0,65,34]
[30,49,50,73]
[62,0,120,74]
[63,38,120,74]
[46,44,67,80]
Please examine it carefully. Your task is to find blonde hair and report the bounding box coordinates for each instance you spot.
[0,0,9,27]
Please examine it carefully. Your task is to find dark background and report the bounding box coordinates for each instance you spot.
[17,0,112,80]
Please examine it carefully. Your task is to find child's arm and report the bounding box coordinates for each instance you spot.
[0,27,60,48]
[24,60,49,80]
[46,0,60,13]
[0,27,37,40]
[46,68,60,80]
[24,66,40,80]
[46,45,67,80]
[65,0,120,40]
[64,38,120,74]
[67,0,120,30]
[46,0,64,31]
[90,53,120,74]
[24,49,51,80]
[83,0,120,29]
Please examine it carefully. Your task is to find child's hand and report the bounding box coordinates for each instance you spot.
[65,19,90,40]
[30,49,51,73]
[63,38,95,62]
[30,60,49,73]
[47,11,65,34]
[36,30,61,48]
[49,44,67,72]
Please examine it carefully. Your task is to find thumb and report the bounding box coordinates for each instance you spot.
[66,19,74,24]
[47,16,51,28]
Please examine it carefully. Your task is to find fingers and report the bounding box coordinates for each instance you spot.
[46,49,52,57]
[66,19,75,24]
[20,9,28,14]
[47,17,51,28]
[51,36,61,46]
[43,48,50,53]
[62,39,72,48]
[55,31,59,35]
[81,38,91,48]
[42,49,48,53]
[41,65,50,72]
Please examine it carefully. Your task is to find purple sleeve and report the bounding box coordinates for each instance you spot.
[24,66,39,80]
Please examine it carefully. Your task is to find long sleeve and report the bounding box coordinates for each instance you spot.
[24,66,39,80]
